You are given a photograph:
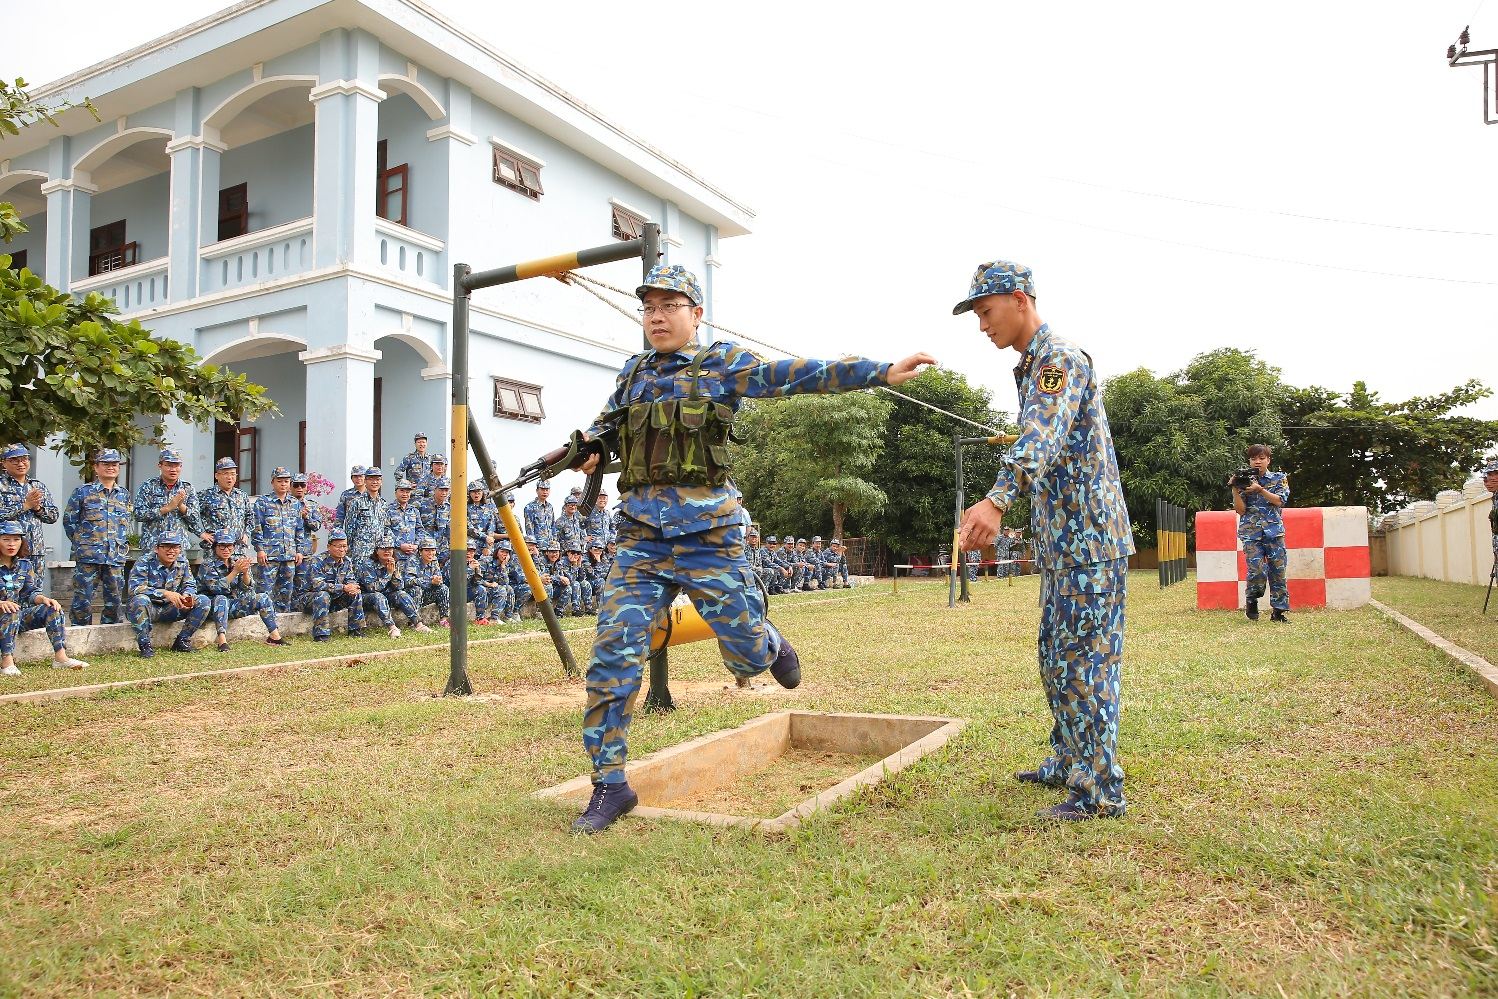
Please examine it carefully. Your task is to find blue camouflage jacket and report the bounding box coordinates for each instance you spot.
[466,504,498,552]
[986,325,1136,570]
[128,555,199,601]
[523,499,556,547]
[556,510,585,550]
[1237,471,1290,539]
[336,487,363,525]
[63,481,131,565]
[134,477,204,551]
[385,501,424,549]
[251,493,306,560]
[199,486,254,549]
[586,506,612,545]
[295,497,322,555]
[422,500,452,549]
[356,557,405,594]
[344,494,392,557]
[586,342,890,539]
[408,556,447,590]
[197,556,259,599]
[0,473,59,558]
[304,552,360,593]
[0,556,43,605]
[397,451,433,486]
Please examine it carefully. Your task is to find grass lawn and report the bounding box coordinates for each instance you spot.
[1374,574,1498,666]
[1,574,1495,996]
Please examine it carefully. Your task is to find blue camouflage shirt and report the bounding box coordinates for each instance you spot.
[251,493,306,561]
[523,498,556,547]
[344,493,392,559]
[135,477,204,551]
[304,552,360,593]
[986,325,1136,570]
[586,341,890,539]
[128,555,199,602]
[63,481,131,565]
[197,555,259,600]
[356,556,405,594]
[1237,471,1290,539]
[198,486,253,550]
[0,473,59,558]
[295,497,322,555]
[398,451,434,486]
[385,500,424,549]
[0,556,43,605]
[422,499,452,551]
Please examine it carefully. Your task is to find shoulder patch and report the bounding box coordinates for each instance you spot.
[1036,364,1067,396]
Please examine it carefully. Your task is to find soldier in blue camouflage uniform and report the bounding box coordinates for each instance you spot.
[587,491,613,547]
[198,457,254,557]
[387,479,424,558]
[297,528,367,640]
[407,536,451,625]
[954,260,1135,822]
[461,539,496,623]
[397,433,434,487]
[745,526,769,591]
[1233,444,1291,623]
[198,530,286,651]
[557,493,587,551]
[539,540,573,615]
[809,536,832,588]
[790,538,814,591]
[134,448,203,554]
[465,480,498,554]
[0,520,88,675]
[414,454,447,508]
[358,536,428,637]
[586,537,610,603]
[479,541,523,624]
[344,467,391,562]
[421,479,452,550]
[0,443,59,569]
[993,530,1011,579]
[336,466,366,525]
[565,540,596,614]
[827,538,851,588]
[252,467,306,611]
[524,480,557,549]
[126,531,211,657]
[569,263,933,833]
[63,449,132,626]
[290,473,322,555]
[761,535,784,594]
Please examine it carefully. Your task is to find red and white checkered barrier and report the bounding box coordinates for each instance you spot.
[1195,506,1371,611]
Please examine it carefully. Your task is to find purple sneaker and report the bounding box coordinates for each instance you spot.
[571,781,639,835]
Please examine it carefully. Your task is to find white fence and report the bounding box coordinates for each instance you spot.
[1378,477,1495,585]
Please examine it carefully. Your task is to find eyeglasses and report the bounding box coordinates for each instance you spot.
[637,303,695,317]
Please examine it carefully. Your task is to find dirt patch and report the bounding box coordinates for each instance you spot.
[666,748,885,818]
[414,678,789,714]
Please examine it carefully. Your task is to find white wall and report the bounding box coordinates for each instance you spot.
[1382,481,1496,585]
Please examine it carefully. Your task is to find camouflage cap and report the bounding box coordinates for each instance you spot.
[951,260,1036,316]
[565,541,583,553]
[830,538,844,547]
[418,536,439,550]
[1483,454,1498,475]
[1,443,28,460]
[537,479,551,490]
[375,534,395,549]
[396,478,415,490]
[94,448,122,463]
[467,479,486,492]
[327,528,349,542]
[504,491,516,504]
[430,454,447,464]
[543,540,561,551]
[564,495,579,506]
[433,477,451,490]
[364,466,383,477]
[271,466,291,480]
[212,530,238,546]
[158,448,183,464]
[765,535,778,543]
[156,530,186,547]
[466,538,478,550]
[291,473,308,486]
[0,520,23,535]
[587,537,603,549]
[350,465,366,476]
[495,538,513,551]
[636,264,703,306]
[812,535,822,542]
[747,525,760,536]
[214,457,238,471]
[414,432,427,441]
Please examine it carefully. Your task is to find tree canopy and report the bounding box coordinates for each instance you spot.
[0,76,99,240]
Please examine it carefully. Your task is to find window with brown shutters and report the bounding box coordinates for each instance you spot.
[493,377,545,423]
[492,147,543,200]
[611,204,646,241]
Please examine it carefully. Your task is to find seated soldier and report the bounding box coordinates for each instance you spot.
[463,539,495,624]
[486,541,524,625]
[586,538,610,610]
[830,539,852,588]
[565,541,594,614]
[197,530,287,652]
[540,540,573,615]
[126,530,211,658]
[0,519,89,675]
[298,528,367,641]
[357,535,429,638]
[406,536,451,627]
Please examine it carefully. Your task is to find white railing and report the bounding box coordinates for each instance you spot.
[200,217,314,295]
[374,217,444,286]
[69,257,170,314]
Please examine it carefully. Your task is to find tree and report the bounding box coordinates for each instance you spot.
[732,391,893,539]
[0,77,99,240]
[864,368,1011,558]
[1103,348,1287,548]
[1279,379,1498,512]
[0,251,276,464]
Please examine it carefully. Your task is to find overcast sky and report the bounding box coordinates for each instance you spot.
[23,0,1498,423]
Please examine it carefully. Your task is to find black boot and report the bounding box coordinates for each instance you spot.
[137,640,155,659]
[1245,596,1260,621]
[171,635,195,653]
[1271,609,1289,623]
[571,781,639,834]
[1015,768,1065,788]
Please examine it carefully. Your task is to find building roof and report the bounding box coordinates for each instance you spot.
[21,0,753,236]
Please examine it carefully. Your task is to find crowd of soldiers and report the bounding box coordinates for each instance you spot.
[966,527,1034,580]
[744,528,854,594]
[0,433,623,674]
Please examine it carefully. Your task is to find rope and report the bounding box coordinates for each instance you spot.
[563,271,1008,437]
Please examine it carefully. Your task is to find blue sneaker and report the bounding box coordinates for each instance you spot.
[571,781,638,835]
[137,640,155,660]
[1038,797,1121,822]
[769,630,801,689]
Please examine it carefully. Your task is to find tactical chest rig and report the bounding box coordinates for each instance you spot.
[613,343,737,489]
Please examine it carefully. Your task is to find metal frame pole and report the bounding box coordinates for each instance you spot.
[445,263,473,696]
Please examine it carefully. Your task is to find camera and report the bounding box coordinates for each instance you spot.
[1230,467,1257,491]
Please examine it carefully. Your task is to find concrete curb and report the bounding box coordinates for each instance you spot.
[1369,598,1498,700]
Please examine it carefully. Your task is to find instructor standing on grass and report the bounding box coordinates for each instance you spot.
[953,260,1135,821]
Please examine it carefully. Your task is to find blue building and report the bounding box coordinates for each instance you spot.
[2,0,751,559]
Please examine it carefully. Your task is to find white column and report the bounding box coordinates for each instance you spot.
[39,181,93,293]
[300,343,381,484]
[310,28,383,270]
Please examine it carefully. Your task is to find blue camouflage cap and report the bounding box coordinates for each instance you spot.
[271,466,291,479]
[496,538,513,551]
[364,466,383,477]
[212,530,238,546]
[468,479,486,492]
[156,530,186,547]
[418,536,439,550]
[291,473,308,485]
[951,260,1036,316]
[395,478,415,490]
[375,534,395,549]
[327,528,348,541]
[351,465,366,476]
[565,540,583,553]
[430,453,447,464]
[1,443,27,460]
[564,494,579,506]
[504,491,516,504]
[94,448,122,463]
[537,479,551,489]
[766,535,778,543]
[433,477,451,490]
[214,457,238,471]
[158,448,183,464]
[466,538,478,550]
[587,536,603,549]
[812,535,822,542]
[1483,454,1498,475]
[414,432,427,441]
[637,264,703,306]
[0,520,23,536]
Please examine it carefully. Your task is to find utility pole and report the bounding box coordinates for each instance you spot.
[1447,25,1498,125]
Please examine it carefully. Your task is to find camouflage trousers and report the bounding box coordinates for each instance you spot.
[258,560,298,612]
[548,577,573,615]
[407,581,450,620]
[1031,559,1128,817]
[1243,534,1289,612]
[485,582,520,620]
[1,603,67,655]
[584,520,778,785]
[463,580,494,620]
[297,590,366,637]
[569,579,594,615]
[208,592,279,635]
[126,596,212,644]
[70,562,124,626]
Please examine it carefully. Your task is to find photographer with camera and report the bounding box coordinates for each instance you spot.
[1230,444,1291,623]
